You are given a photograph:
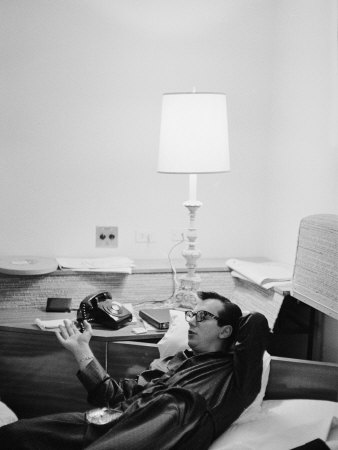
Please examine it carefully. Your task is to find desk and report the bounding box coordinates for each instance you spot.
[0,308,163,418]
[0,308,165,342]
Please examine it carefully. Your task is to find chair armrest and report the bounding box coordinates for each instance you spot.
[265,356,338,401]
[111,343,338,402]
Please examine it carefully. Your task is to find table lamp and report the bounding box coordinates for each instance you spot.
[158,91,230,308]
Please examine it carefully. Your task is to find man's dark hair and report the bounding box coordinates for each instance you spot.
[197,291,242,342]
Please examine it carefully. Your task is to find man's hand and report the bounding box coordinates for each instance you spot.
[55,319,94,370]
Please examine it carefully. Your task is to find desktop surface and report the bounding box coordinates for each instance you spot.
[0,308,166,342]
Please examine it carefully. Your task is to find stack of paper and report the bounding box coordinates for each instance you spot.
[226,258,293,290]
[56,257,134,274]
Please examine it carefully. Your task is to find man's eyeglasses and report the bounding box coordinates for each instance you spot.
[185,310,220,323]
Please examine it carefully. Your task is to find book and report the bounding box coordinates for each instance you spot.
[225,258,293,288]
[139,308,171,330]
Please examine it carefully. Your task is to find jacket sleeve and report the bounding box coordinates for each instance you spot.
[76,357,171,407]
[77,358,145,407]
[232,312,270,408]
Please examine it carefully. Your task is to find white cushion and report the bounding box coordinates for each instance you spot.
[157,309,189,358]
[0,401,18,427]
[209,399,338,450]
[328,410,338,441]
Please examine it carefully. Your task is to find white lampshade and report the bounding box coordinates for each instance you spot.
[158,92,230,174]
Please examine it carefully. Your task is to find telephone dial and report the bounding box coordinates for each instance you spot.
[77,291,132,331]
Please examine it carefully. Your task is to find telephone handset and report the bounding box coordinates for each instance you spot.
[77,291,132,331]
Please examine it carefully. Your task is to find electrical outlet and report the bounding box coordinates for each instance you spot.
[135,231,156,244]
[96,226,118,248]
[135,231,148,243]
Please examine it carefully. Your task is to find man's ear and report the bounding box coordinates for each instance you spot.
[219,325,233,340]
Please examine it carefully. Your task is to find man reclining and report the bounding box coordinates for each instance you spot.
[0,291,269,449]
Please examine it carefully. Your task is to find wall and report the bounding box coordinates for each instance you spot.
[0,0,275,261]
[263,0,338,263]
[1,1,336,264]
[2,0,336,266]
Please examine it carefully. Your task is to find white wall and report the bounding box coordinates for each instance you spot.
[1,0,337,264]
[263,0,338,263]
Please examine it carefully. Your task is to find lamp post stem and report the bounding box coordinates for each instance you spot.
[174,177,203,308]
[189,174,197,201]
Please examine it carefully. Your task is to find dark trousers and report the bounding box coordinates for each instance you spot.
[0,389,214,450]
[0,412,87,450]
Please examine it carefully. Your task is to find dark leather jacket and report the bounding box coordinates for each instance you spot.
[78,313,269,450]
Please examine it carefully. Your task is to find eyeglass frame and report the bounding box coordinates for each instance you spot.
[185,309,221,324]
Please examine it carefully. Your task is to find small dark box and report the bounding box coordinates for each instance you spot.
[139,308,171,330]
[46,297,72,312]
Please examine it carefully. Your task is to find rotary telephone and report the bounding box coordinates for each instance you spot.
[77,291,132,331]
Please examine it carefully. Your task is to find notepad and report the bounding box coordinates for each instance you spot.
[34,318,66,330]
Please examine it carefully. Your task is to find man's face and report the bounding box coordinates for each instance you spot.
[187,298,227,354]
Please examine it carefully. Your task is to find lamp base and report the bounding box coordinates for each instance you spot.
[168,198,202,309]
[173,273,201,309]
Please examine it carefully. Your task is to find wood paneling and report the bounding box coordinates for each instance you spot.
[0,329,105,418]
[107,341,160,381]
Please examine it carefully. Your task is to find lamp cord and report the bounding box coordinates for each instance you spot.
[167,233,185,295]
[133,233,185,306]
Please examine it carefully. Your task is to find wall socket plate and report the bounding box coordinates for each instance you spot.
[96,226,118,248]
[135,231,156,243]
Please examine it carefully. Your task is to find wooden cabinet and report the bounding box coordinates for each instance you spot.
[0,329,105,418]
[0,309,160,419]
